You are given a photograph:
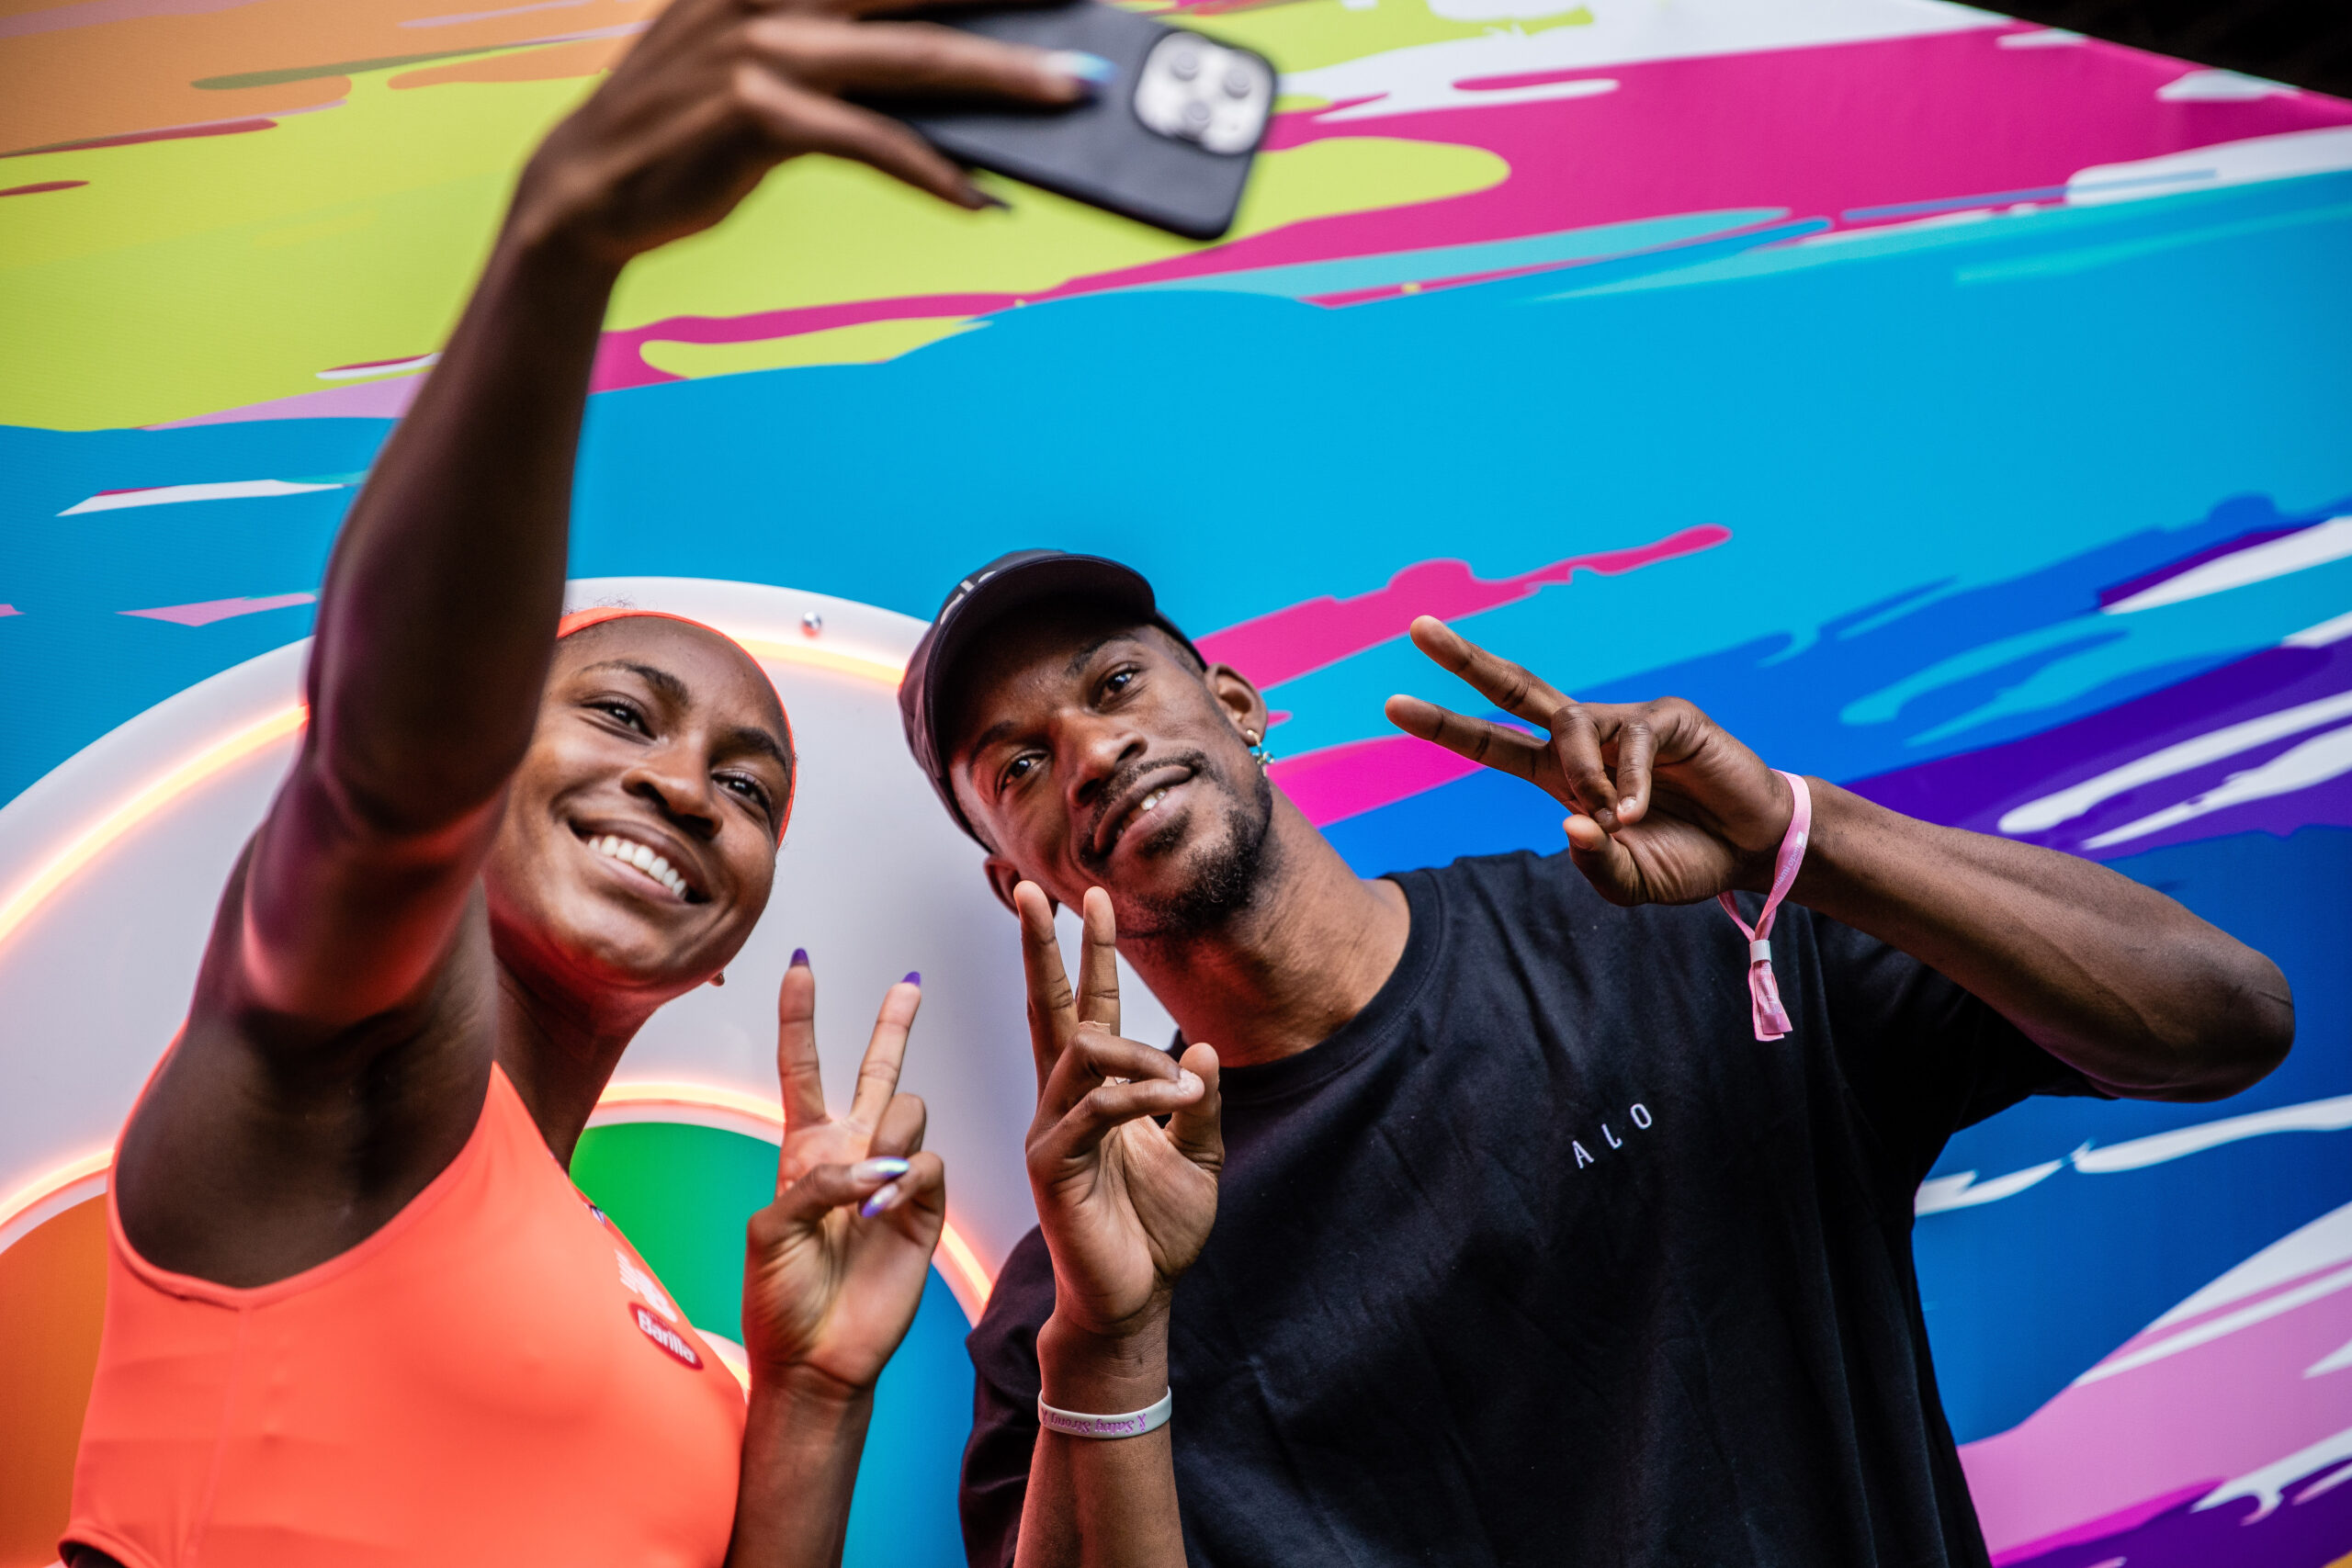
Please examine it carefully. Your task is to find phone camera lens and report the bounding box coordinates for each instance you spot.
[1222,65,1253,97]
[1170,49,1200,80]
[1182,98,1213,126]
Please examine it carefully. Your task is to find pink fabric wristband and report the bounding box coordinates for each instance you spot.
[1715,770,1813,1042]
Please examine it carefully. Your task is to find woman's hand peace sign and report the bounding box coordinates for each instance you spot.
[1017,885,1222,1345]
[1385,616,1797,908]
[739,957,945,1393]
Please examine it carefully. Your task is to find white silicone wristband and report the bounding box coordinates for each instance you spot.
[1037,1388,1173,1440]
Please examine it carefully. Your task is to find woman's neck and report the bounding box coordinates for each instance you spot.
[492,959,658,1166]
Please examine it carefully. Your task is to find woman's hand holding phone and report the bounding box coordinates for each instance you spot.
[511,0,1094,268]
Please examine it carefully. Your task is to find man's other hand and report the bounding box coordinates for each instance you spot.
[1387,615,1796,908]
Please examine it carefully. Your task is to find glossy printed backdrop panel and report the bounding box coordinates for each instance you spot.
[5,0,2352,1563]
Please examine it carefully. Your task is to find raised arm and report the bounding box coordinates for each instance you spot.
[243,0,1090,1030]
[1387,618,2293,1102]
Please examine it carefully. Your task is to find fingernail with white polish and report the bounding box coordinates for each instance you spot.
[1045,50,1116,89]
[860,1182,904,1218]
[850,1156,910,1182]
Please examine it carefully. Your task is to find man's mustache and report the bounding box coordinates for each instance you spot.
[1079,749,1222,872]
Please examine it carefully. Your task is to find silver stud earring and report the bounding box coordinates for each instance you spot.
[1245,730,1272,769]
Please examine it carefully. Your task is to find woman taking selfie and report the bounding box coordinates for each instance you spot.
[62,2,1095,1562]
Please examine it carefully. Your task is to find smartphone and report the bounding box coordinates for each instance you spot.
[894,0,1275,241]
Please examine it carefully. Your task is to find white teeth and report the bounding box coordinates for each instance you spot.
[589,834,692,899]
[1140,787,1169,811]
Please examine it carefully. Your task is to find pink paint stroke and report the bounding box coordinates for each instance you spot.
[0,604,21,617]
[1196,524,1731,690]
[121,592,315,626]
[1271,733,1485,828]
[593,293,1017,392]
[151,374,424,428]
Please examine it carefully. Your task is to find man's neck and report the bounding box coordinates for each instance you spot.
[1121,801,1410,1069]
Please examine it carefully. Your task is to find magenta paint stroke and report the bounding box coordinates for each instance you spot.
[1270,733,1484,828]
[120,592,316,626]
[1198,525,1732,692]
[1987,1482,2218,1565]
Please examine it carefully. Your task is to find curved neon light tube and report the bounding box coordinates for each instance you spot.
[0,702,307,953]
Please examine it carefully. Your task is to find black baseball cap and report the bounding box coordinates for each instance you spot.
[899,549,1204,842]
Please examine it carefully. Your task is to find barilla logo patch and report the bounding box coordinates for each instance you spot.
[630,1303,703,1369]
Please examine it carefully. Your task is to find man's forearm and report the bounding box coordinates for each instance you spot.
[728,1368,878,1568]
[1792,779,2292,1100]
[1015,1314,1188,1568]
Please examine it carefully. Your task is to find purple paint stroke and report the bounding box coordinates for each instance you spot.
[1849,638,2352,860]
[2097,525,2307,609]
[2003,1474,2352,1568]
[1988,1483,2217,1565]
[121,592,315,626]
[0,0,261,40]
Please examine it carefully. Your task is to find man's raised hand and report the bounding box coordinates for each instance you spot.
[740,959,944,1393]
[1017,884,1221,1343]
[1385,616,1796,908]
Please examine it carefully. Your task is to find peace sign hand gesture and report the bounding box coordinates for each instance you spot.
[740,957,945,1393]
[1386,616,1796,908]
[1018,885,1222,1344]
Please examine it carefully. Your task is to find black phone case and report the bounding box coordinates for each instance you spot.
[897,1,1270,242]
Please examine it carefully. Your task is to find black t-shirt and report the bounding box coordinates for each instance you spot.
[961,851,2096,1568]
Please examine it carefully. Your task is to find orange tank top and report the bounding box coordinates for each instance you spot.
[65,1064,747,1568]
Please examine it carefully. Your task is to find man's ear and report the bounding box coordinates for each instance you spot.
[983,854,1047,917]
[1204,662,1270,744]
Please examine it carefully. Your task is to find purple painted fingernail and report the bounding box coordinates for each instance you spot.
[860,1182,904,1218]
[903,971,922,987]
[850,1156,910,1182]
[790,948,808,967]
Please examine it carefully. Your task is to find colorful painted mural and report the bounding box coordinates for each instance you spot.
[4,0,2351,1561]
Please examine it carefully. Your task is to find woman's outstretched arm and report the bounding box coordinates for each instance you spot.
[240,0,1091,1031]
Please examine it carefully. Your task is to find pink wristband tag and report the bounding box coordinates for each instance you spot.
[1716,771,1812,1042]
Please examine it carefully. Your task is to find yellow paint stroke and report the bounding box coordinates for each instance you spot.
[641,316,984,379]
[1188,0,1591,76]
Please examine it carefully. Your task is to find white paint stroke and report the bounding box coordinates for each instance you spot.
[2102,518,2352,614]
[2071,126,2352,206]
[2076,1265,2352,1387]
[2287,610,2352,648]
[1996,27,2083,47]
[1285,0,1998,123]
[317,353,438,380]
[1996,691,2352,834]
[2154,1198,2352,1328]
[61,479,348,515]
[2158,69,2296,102]
[2075,1094,2352,1176]
[2083,721,2352,848]
[1915,1157,2065,1214]
[2193,1421,2352,1521]
[2308,1337,2352,1378]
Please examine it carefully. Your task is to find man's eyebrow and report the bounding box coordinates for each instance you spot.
[1062,631,1133,678]
[582,659,690,706]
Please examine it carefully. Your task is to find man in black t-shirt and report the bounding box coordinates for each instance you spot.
[893,549,2294,1568]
